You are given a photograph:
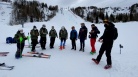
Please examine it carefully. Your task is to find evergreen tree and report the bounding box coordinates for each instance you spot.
[110,14,115,22]
[96,16,99,23]
[105,12,109,20]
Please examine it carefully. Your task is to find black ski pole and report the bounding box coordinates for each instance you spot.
[28,33,31,48]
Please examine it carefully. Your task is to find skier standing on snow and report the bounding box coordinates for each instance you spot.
[30,26,39,52]
[14,29,27,58]
[39,24,48,50]
[92,19,118,69]
[78,23,88,52]
[49,26,58,49]
[89,24,100,55]
[70,26,77,50]
[59,26,68,50]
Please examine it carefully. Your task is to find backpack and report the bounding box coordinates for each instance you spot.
[6,37,13,44]
[12,38,17,43]
[113,27,118,40]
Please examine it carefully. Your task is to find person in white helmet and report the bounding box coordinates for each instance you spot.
[14,29,27,59]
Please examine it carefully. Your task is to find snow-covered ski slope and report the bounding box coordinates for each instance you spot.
[0,2,11,24]
[0,2,138,77]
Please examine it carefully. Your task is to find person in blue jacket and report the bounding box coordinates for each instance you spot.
[70,26,77,50]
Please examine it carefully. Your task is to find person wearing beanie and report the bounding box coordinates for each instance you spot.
[30,26,39,52]
[59,26,68,50]
[49,26,58,49]
[39,24,48,50]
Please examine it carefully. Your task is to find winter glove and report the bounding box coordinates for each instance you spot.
[27,36,30,40]
[88,35,91,38]
[70,37,72,40]
[98,39,103,43]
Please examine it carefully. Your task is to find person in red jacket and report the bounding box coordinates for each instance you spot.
[89,24,100,55]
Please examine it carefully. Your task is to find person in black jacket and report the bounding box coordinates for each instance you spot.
[30,26,39,52]
[92,19,118,69]
[89,24,100,55]
[39,24,48,50]
[78,23,88,52]
[14,29,27,58]
[49,26,58,49]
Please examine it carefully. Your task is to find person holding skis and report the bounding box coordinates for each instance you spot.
[78,23,88,52]
[70,26,77,50]
[30,26,39,52]
[89,24,100,55]
[92,19,118,69]
[14,29,27,58]
[49,26,58,49]
[39,24,48,50]
[59,26,68,50]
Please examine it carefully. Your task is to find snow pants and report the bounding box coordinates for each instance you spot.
[40,37,46,49]
[80,38,85,50]
[96,41,113,65]
[15,43,25,58]
[60,38,66,47]
[90,38,96,52]
[71,38,76,50]
[31,39,38,51]
[50,37,56,48]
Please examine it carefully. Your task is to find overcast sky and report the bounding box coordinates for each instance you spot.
[23,0,138,8]
[31,0,84,7]
[48,0,82,7]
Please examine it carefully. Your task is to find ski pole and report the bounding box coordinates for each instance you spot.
[27,33,31,47]
[27,33,32,51]
[19,37,23,57]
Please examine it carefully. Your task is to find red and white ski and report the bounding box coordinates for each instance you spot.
[22,54,50,59]
[27,52,51,57]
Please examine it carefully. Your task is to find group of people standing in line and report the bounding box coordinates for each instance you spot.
[14,19,118,69]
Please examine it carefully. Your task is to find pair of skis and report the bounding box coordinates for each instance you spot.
[22,52,51,59]
[0,52,9,56]
[0,63,14,70]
